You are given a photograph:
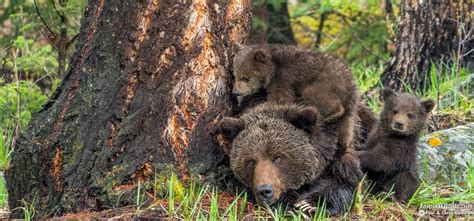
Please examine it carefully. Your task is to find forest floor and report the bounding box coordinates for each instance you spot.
[0,167,473,220]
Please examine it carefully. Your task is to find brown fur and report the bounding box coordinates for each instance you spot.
[220,103,362,215]
[356,88,435,202]
[354,101,378,149]
[232,44,359,151]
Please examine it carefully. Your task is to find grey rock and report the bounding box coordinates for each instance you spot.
[418,123,474,183]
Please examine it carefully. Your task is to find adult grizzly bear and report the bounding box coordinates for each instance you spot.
[231,44,359,151]
[220,103,362,215]
[357,88,435,202]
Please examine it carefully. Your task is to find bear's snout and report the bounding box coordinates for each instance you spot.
[392,121,405,131]
[256,184,274,203]
[233,86,251,97]
[391,114,408,133]
[232,90,242,97]
[252,159,282,205]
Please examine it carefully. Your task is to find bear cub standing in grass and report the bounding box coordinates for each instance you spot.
[232,43,359,150]
[357,88,435,202]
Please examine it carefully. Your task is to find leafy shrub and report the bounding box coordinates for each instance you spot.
[0,80,47,128]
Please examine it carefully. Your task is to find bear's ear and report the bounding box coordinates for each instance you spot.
[234,42,245,52]
[287,106,319,131]
[254,50,268,64]
[420,99,435,113]
[220,117,245,140]
[381,88,396,102]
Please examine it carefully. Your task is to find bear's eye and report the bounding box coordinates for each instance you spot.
[274,156,282,163]
[407,113,414,119]
[393,109,398,114]
[247,160,255,167]
[241,76,250,82]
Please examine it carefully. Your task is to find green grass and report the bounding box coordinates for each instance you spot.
[420,63,473,114]
[352,64,385,94]
[353,62,473,116]
[61,166,471,220]
[0,122,14,170]
[0,173,7,208]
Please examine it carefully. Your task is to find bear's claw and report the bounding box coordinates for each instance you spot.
[294,200,317,213]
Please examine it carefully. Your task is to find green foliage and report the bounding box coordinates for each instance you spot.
[6,36,58,77]
[289,0,397,66]
[353,63,383,92]
[0,80,47,169]
[34,0,86,34]
[267,0,283,11]
[1,0,86,79]
[0,0,86,172]
[0,80,47,127]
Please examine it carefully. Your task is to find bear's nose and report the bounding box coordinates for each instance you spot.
[256,184,274,203]
[232,90,242,97]
[393,122,405,130]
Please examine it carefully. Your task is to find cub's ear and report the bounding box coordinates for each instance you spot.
[420,99,435,113]
[381,88,396,102]
[254,50,268,63]
[287,106,319,131]
[220,117,245,140]
[234,42,245,52]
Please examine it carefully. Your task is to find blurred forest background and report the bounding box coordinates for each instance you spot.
[0,0,472,217]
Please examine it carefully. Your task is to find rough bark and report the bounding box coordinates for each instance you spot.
[5,0,252,218]
[381,0,472,91]
[250,0,296,44]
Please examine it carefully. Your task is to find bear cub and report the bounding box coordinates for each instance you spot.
[357,88,435,202]
[232,43,359,150]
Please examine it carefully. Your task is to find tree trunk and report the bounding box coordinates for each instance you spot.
[250,0,296,44]
[266,1,296,44]
[381,0,472,91]
[5,0,252,218]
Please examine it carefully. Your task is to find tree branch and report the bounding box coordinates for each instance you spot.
[34,0,57,41]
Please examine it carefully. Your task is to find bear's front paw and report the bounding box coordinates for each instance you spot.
[294,200,316,212]
[294,200,317,213]
[290,200,315,219]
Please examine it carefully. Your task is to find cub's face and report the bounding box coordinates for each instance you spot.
[232,44,274,99]
[220,106,325,206]
[380,88,435,136]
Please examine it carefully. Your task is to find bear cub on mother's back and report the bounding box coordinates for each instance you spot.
[357,88,435,202]
[232,44,359,150]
